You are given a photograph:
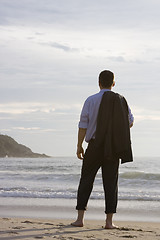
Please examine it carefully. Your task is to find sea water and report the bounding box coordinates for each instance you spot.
[0,157,160,221]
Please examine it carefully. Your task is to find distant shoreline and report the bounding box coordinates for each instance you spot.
[0,134,50,158]
[0,155,51,158]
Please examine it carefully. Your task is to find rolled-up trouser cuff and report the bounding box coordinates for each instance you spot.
[105,210,116,214]
[105,209,117,214]
[76,206,87,211]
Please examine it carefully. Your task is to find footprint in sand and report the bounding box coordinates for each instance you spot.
[121,235,137,238]
[34,236,44,239]
[21,220,34,224]
[12,226,25,229]
[44,222,54,225]
[7,231,19,235]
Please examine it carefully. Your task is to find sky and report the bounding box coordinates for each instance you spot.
[0,0,160,157]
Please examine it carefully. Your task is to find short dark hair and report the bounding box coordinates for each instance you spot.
[99,70,114,88]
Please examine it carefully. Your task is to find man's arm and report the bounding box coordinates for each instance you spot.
[77,128,87,160]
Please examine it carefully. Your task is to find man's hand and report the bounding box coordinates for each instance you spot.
[76,128,86,160]
[77,145,84,160]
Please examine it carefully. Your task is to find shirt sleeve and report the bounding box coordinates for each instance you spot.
[128,106,134,125]
[78,99,89,129]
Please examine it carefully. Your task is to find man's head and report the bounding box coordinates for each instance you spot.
[99,70,115,89]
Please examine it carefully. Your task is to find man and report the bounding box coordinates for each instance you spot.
[72,70,134,229]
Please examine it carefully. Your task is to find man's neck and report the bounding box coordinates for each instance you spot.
[100,87,112,90]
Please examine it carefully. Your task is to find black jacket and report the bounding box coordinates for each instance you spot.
[95,91,133,164]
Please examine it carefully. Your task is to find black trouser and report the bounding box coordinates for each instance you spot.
[76,140,119,214]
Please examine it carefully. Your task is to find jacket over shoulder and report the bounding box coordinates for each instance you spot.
[95,91,133,164]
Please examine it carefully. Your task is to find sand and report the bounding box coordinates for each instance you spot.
[0,217,160,240]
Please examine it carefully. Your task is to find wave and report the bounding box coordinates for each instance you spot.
[2,170,159,182]
[0,187,160,202]
[120,171,160,181]
[0,187,76,199]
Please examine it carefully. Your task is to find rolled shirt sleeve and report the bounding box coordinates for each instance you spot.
[128,106,134,125]
[78,100,89,129]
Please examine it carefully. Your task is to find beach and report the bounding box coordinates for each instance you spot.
[0,198,160,239]
[0,157,160,239]
[1,217,160,240]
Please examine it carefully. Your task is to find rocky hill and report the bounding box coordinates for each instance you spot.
[0,134,50,158]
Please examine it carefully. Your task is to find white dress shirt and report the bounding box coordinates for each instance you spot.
[79,89,134,143]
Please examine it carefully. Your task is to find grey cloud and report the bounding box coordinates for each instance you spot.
[35,32,45,36]
[107,56,126,62]
[0,0,62,27]
[107,56,155,64]
[41,42,79,52]
[0,0,160,31]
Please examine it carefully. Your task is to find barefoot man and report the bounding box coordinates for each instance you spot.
[72,70,134,229]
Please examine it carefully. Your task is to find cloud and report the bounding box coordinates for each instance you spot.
[0,102,55,115]
[132,106,160,122]
[41,42,79,52]
[13,127,40,131]
[0,0,159,32]
[0,102,81,116]
[1,128,11,132]
[107,56,126,62]
[12,127,56,133]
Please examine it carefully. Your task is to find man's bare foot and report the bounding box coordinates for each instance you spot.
[104,221,119,229]
[71,220,83,227]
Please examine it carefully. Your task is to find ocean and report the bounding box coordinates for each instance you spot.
[0,157,160,222]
